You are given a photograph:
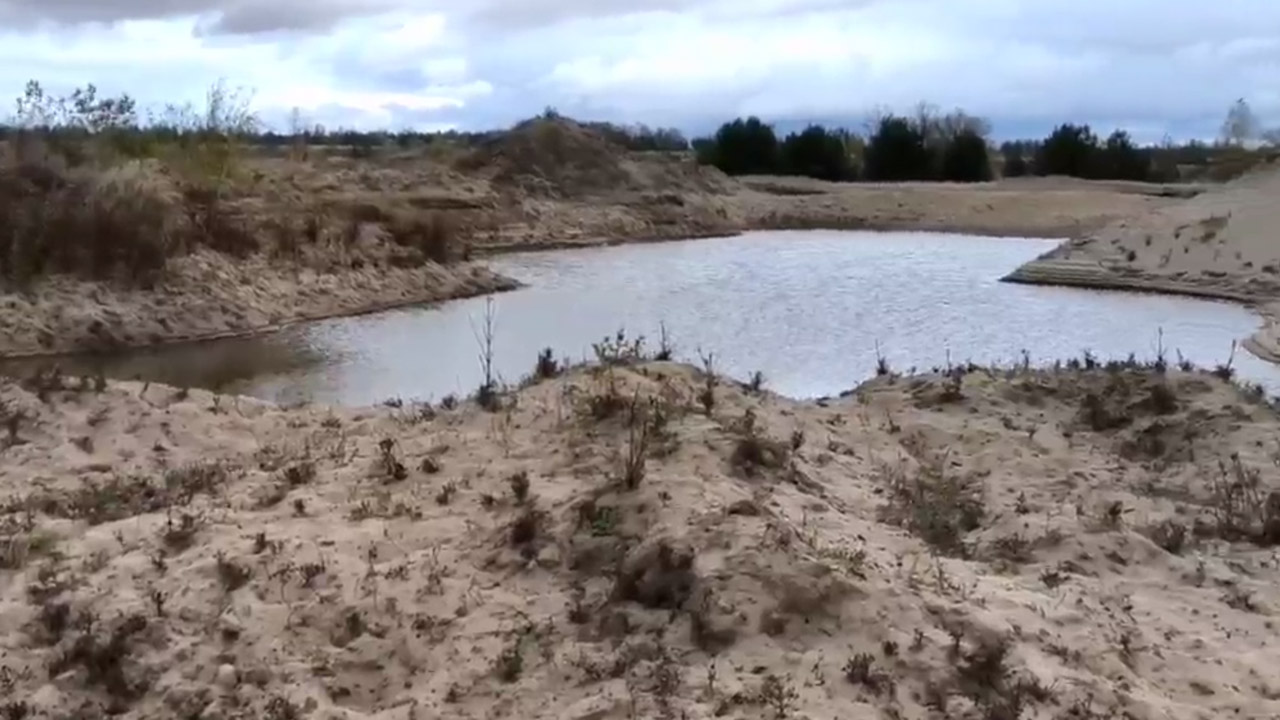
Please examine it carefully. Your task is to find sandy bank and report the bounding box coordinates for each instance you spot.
[2,353,1278,719]
[0,254,518,359]
[1004,162,1280,361]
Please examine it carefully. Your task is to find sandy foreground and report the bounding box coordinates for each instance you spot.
[0,118,1190,359]
[3,351,1279,719]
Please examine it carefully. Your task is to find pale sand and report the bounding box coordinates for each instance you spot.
[3,357,1278,719]
[0,253,517,359]
[1005,162,1280,362]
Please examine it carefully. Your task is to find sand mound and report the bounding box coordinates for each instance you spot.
[3,354,1279,719]
[461,117,735,199]
[1006,160,1280,298]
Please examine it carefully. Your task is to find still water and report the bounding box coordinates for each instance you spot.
[12,231,1278,405]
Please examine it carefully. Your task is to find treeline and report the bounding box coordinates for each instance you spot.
[693,100,1279,184]
[693,112,994,182]
[0,83,691,157]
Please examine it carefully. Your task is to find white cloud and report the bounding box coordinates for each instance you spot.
[0,0,1276,139]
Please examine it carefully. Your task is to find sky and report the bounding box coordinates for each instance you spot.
[0,0,1277,141]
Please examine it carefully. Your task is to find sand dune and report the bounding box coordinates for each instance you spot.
[3,352,1278,719]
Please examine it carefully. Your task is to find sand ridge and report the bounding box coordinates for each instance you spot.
[2,348,1279,719]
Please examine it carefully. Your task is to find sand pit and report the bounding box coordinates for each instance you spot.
[3,349,1278,719]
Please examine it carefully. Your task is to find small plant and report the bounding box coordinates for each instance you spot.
[757,674,798,719]
[377,438,407,482]
[494,631,527,683]
[1213,341,1237,381]
[592,328,647,365]
[879,453,984,557]
[510,507,542,547]
[435,481,458,506]
[264,695,301,720]
[160,511,200,552]
[1147,382,1178,414]
[282,461,316,488]
[1146,519,1187,554]
[843,653,892,696]
[789,429,805,452]
[472,297,502,412]
[655,321,675,361]
[533,347,561,380]
[148,588,166,617]
[747,370,765,393]
[48,613,150,703]
[440,394,459,411]
[875,341,891,377]
[508,471,531,504]
[730,419,789,478]
[697,350,717,415]
[215,551,251,592]
[621,392,653,490]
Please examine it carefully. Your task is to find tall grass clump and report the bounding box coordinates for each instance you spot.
[0,79,262,289]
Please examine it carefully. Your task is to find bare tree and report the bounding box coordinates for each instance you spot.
[1220,98,1259,146]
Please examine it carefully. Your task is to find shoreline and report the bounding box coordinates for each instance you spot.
[2,170,1262,365]
[8,219,1279,368]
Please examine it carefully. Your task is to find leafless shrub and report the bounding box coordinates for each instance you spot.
[472,297,502,412]
[622,391,652,490]
[508,471,531,504]
[377,438,407,482]
[729,409,790,477]
[612,541,697,610]
[1145,519,1188,554]
[47,612,150,706]
[879,453,984,557]
[655,321,675,361]
[1209,455,1280,546]
[697,350,717,415]
[435,481,459,506]
[843,653,894,696]
[533,347,562,381]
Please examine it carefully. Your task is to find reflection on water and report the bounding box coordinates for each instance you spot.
[0,331,327,395]
[6,230,1278,405]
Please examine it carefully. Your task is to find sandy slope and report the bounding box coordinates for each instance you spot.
[1005,163,1280,361]
[3,353,1278,719]
[732,175,1180,240]
[0,254,517,358]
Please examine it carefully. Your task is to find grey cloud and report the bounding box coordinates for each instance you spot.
[461,0,880,30]
[197,0,403,35]
[0,0,406,33]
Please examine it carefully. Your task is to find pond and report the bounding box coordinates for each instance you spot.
[9,230,1278,405]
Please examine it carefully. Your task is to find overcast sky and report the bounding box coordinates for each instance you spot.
[1,0,1277,140]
